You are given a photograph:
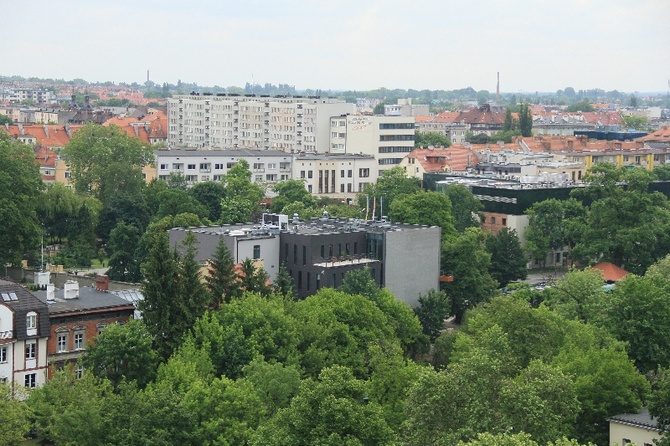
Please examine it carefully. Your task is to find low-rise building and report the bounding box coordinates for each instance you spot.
[292,153,376,199]
[608,408,660,446]
[0,280,51,392]
[33,277,135,378]
[155,148,292,187]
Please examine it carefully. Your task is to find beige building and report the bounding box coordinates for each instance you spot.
[292,153,376,200]
[329,115,415,176]
[608,408,660,446]
[167,94,355,152]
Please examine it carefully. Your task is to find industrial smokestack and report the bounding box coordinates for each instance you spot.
[496,72,500,101]
[147,69,150,83]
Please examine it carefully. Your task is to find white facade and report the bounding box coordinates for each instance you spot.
[167,94,355,152]
[0,283,50,394]
[154,149,293,188]
[292,154,377,199]
[329,115,415,176]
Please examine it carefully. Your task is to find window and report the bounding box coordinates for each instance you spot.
[307,272,311,291]
[25,373,36,389]
[57,334,68,352]
[308,171,313,179]
[160,164,168,170]
[97,324,107,336]
[490,216,496,224]
[502,218,507,226]
[359,168,370,178]
[302,246,307,265]
[300,170,305,178]
[253,245,261,260]
[0,346,6,363]
[348,170,352,177]
[25,340,36,359]
[74,333,84,350]
[26,313,36,330]
[75,365,84,380]
[187,164,196,170]
[340,170,345,178]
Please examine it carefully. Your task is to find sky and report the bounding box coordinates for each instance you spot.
[2,0,670,94]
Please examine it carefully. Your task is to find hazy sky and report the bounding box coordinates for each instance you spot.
[3,0,669,93]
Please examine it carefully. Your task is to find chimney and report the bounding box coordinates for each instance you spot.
[567,139,574,150]
[95,274,109,292]
[46,283,55,301]
[63,280,79,299]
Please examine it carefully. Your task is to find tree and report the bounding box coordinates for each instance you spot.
[502,108,515,132]
[518,103,533,137]
[270,179,317,214]
[0,114,12,125]
[622,114,649,131]
[541,268,607,324]
[239,258,273,297]
[605,274,670,373]
[444,184,483,232]
[649,367,670,446]
[294,288,397,378]
[389,191,456,236]
[566,100,594,112]
[187,180,226,222]
[139,232,183,359]
[60,123,154,204]
[525,198,585,267]
[251,365,394,446]
[178,232,210,328]
[155,188,209,221]
[0,382,30,446]
[373,102,385,114]
[63,203,97,268]
[415,131,451,148]
[340,266,381,301]
[441,228,498,323]
[273,262,296,299]
[96,193,150,243]
[0,132,43,265]
[82,320,159,389]
[414,289,450,342]
[36,182,96,244]
[243,357,302,416]
[485,228,527,286]
[220,160,264,224]
[205,237,242,308]
[106,221,142,282]
[358,166,420,218]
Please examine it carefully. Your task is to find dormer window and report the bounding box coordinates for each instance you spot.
[26,312,37,336]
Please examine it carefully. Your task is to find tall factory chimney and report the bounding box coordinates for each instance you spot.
[147,69,150,83]
[496,72,500,102]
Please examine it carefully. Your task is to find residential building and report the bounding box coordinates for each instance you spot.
[167,94,355,152]
[0,280,51,392]
[400,146,479,179]
[0,88,55,104]
[452,104,505,137]
[33,276,135,378]
[328,114,415,176]
[154,148,292,187]
[415,112,469,144]
[384,99,429,117]
[292,153,376,199]
[103,110,169,146]
[608,408,660,446]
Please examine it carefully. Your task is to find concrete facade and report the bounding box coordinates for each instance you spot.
[167,94,355,152]
[292,153,377,199]
[329,115,415,176]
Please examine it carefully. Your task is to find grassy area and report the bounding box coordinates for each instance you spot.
[90,259,107,269]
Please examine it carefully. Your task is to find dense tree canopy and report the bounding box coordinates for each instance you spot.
[0,132,43,266]
[60,123,154,204]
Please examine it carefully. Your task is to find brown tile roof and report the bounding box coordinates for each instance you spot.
[434,111,460,123]
[414,115,434,123]
[407,145,479,172]
[35,147,58,169]
[453,105,504,125]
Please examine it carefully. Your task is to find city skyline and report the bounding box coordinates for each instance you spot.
[2,0,669,94]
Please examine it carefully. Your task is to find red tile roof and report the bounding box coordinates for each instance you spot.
[103,111,168,144]
[407,145,479,172]
[591,262,629,282]
[1,124,81,148]
[637,126,670,143]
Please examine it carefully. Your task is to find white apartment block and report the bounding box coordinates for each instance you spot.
[167,94,355,152]
[0,88,54,104]
[329,115,415,176]
[292,153,377,200]
[154,149,293,187]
